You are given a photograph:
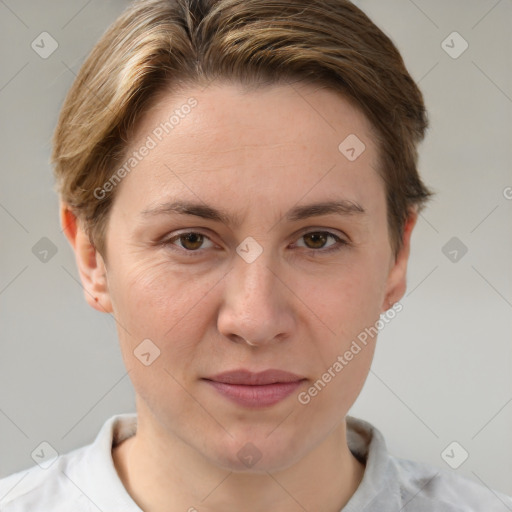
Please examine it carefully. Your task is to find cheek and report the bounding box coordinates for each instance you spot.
[107,256,219,372]
[107,259,211,401]
[297,252,386,389]
[112,256,206,322]
[297,269,381,416]
[308,256,386,338]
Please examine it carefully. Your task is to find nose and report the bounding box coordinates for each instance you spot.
[217,248,295,347]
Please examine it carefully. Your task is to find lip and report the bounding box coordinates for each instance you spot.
[206,369,305,385]
[203,369,307,408]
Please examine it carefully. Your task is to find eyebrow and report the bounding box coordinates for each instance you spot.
[140,199,365,227]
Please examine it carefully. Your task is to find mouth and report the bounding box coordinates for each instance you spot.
[202,369,307,408]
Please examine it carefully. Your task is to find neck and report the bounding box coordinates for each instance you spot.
[112,409,365,512]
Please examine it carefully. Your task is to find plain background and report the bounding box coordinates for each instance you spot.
[1,0,511,499]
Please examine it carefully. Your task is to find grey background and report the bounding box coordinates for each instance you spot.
[1,0,511,498]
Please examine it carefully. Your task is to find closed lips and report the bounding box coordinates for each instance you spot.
[204,369,306,385]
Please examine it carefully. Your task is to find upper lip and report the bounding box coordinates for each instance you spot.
[205,369,306,385]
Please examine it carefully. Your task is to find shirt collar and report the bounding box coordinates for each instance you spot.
[70,413,401,511]
[342,415,402,511]
[68,413,141,511]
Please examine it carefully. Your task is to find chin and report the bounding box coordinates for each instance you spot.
[204,433,307,474]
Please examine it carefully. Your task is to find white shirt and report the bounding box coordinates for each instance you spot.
[1,413,510,511]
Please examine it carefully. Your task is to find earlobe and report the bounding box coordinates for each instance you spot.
[381,209,418,313]
[60,202,113,314]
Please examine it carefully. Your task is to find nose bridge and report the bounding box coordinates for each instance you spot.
[218,241,293,345]
[232,241,279,310]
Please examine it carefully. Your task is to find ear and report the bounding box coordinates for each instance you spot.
[381,208,418,313]
[60,202,113,313]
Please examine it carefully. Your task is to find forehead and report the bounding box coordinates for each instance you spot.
[116,81,384,223]
[136,80,377,153]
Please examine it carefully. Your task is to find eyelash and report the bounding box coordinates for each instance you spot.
[161,230,349,257]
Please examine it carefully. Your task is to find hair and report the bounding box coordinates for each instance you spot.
[51,0,434,262]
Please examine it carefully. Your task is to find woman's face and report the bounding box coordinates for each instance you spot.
[85,81,412,472]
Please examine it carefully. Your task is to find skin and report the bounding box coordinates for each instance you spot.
[62,81,417,512]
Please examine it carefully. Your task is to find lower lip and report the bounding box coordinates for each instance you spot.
[204,379,306,408]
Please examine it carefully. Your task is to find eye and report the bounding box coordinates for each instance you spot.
[294,231,348,254]
[164,232,215,253]
[162,230,348,256]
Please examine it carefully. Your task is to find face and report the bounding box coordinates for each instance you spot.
[67,81,414,473]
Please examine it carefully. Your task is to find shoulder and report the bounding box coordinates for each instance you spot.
[345,416,512,511]
[0,445,94,511]
[390,455,512,511]
[0,413,138,512]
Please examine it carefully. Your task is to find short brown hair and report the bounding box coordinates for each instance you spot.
[52,0,433,261]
